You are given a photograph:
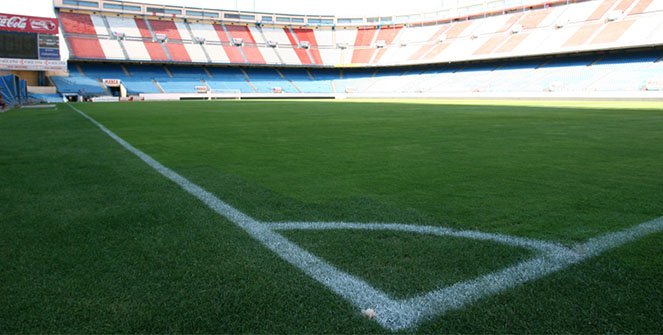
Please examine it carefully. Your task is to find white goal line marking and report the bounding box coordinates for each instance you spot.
[69,104,663,331]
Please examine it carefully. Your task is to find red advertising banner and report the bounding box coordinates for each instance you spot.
[103,79,121,87]
[0,13,59,35]
[0,58,67,71]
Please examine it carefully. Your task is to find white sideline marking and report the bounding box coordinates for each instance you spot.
[69,104,663,331]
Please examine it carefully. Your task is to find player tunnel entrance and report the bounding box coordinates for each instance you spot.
[102,79,126,97]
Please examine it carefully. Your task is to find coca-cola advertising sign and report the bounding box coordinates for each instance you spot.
[0,13,59,34]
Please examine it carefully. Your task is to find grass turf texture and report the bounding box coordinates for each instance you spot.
[282,230,534,299]
[1,100,662,332]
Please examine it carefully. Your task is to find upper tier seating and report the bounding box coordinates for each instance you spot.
[148,20,191,62]
[261,26,303,65]
[60,12,97,35]
[133,18,169,61]
[212,24,245,63]
[225,25,266,64]
[292,28,323,64]
[314,28,341,65]
[371,27,402,64]
[189,23,230,63]
[351,27,378,64]
[58,0,663,67]
[60,12,105,59]
[248,26,281,64]
[283,28,314,65]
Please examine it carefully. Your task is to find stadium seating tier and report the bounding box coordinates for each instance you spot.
[51,49,663,97]
[58,0,663,67]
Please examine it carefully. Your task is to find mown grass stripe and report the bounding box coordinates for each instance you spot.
[68,103,663,331]
[67,103,405,327]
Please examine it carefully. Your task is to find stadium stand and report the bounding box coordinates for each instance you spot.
[105,16,152,61]
[371,27,402,64]
[313,29,337,64]
[225,25,266,64]
[158,66,206,93]
[247,26,281,64]
[279,68,333,93]
[51,64,108,95]
[351,27,378,64]
[49,49,663,96]
[284,28,314,65]
[243,68,296,92]
[205,67,255,93]
[261,26,302,65]
[188,22,230,63]
[293,28,324,64]
[49,0,663,98]
[334,28,358,64]
[148,19,191,62]
[57,0,663,67]
[215,24,246,64]
[60,12,106,59]
[134,18,169,61]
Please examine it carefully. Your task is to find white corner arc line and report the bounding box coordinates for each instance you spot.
[69,104,663,331]
[68,104,407,325]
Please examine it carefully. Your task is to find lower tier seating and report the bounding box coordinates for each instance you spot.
[51,50,663,96]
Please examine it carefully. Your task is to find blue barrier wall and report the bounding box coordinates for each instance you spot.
[0,75,28,109]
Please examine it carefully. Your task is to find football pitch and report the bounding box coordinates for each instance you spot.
[1,99,662,333]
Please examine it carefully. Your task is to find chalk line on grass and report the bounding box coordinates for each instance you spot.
[69,104,663,331]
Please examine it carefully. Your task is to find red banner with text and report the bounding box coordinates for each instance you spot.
[0,13,59,35]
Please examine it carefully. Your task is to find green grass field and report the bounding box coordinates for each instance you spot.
[1,100,662,333]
